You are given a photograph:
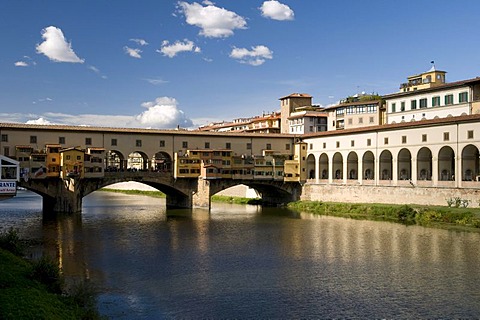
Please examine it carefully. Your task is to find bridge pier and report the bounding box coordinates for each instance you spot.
[192,179,212,208]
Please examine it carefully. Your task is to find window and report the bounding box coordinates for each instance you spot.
[226,142,231,149]
[247,143,252,150]
[30,136,37,144]
[445,94,453,105]
[66,155,71,160]
[401,102,405,112]
[159,140,165,147]
[351,140,355,147]
[422,134,427,142]
[59,137,65,144]
[1,134,7,142]
[369,117,374,123]
[391,103,396,113]
[419,98,427,109]
[336,108,344,116]
[358,117,363,124]
[402,136,407,144]
[348,118,353,125]
[336,141,340,148]
[136,140,142,147]
[266,144,271,150]
[309,143,313,150]
[111,139,117,146]
[205,142,210,149]
[467,130,474,139]
[77,156,81,160]
[432,96,440,107]
[182,141,188,148]
[323,142,326,149]
[384,137,389,145]
[3,147,9,156]
[85,138,92,145]
[443,132,450,141]
[411,100,417,110]
[367,139,371,146]
[459,92,468,103]
[286,144,290,150]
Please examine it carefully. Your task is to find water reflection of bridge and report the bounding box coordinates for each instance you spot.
[18,171,302,215]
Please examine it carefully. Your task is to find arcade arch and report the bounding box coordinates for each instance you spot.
[379,150,392,180]
[397,148,412,180]
[306,154,316,179]
[107,150,125,171]
[461,144,479,181]
[152,151,172,172]
[319,153,329,180]
[128,151,149,171]
[332,152,343,180]
[438,146,455,181]
[417,147,432,180]
[347,152,358,180]
[362,151,375,180]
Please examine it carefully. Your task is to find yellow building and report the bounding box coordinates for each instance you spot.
[84,147,105,178]
[400,65,446,92]
[284,142,307,182]
[60,147,85,179]
[45,144,61,178]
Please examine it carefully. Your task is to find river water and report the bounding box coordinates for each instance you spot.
[1,190,480,319]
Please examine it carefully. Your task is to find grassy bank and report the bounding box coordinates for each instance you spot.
[100,188,261,204]
[0,229,103,320]
[288,201,480,232]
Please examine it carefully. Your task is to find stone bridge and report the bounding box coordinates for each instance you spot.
[18,172,302,215]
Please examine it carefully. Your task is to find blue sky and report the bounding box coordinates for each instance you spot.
[1,0,479,129]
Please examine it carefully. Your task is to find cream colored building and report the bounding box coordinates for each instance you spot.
[280,93,313,133]
[324,99,384,131]
[385,68,480,124]
[302,114,480,188]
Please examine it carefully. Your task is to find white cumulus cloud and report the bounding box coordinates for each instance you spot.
[35,26,84,63]
[158,39,201,58]
[130,38,149,46]
[178,1,247,38]
[14,61,29,67]
[260,0,294,20]
[136,97,193,128]
[230,45,273,66]
[26,117,53,125]
[124,46,142,58]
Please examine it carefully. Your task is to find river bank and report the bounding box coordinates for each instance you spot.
[100,188,480,232]
[0,230,103,319]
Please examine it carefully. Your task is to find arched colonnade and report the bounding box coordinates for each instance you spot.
[306,143,480,188]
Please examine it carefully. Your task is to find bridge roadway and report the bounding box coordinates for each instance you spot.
[18,171,302,215]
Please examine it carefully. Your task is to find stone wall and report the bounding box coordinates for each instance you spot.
[302,183,480,208]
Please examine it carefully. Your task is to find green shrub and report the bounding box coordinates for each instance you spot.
[396,205,416,222]
[30,255,64,294]
[0,227,25,256]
